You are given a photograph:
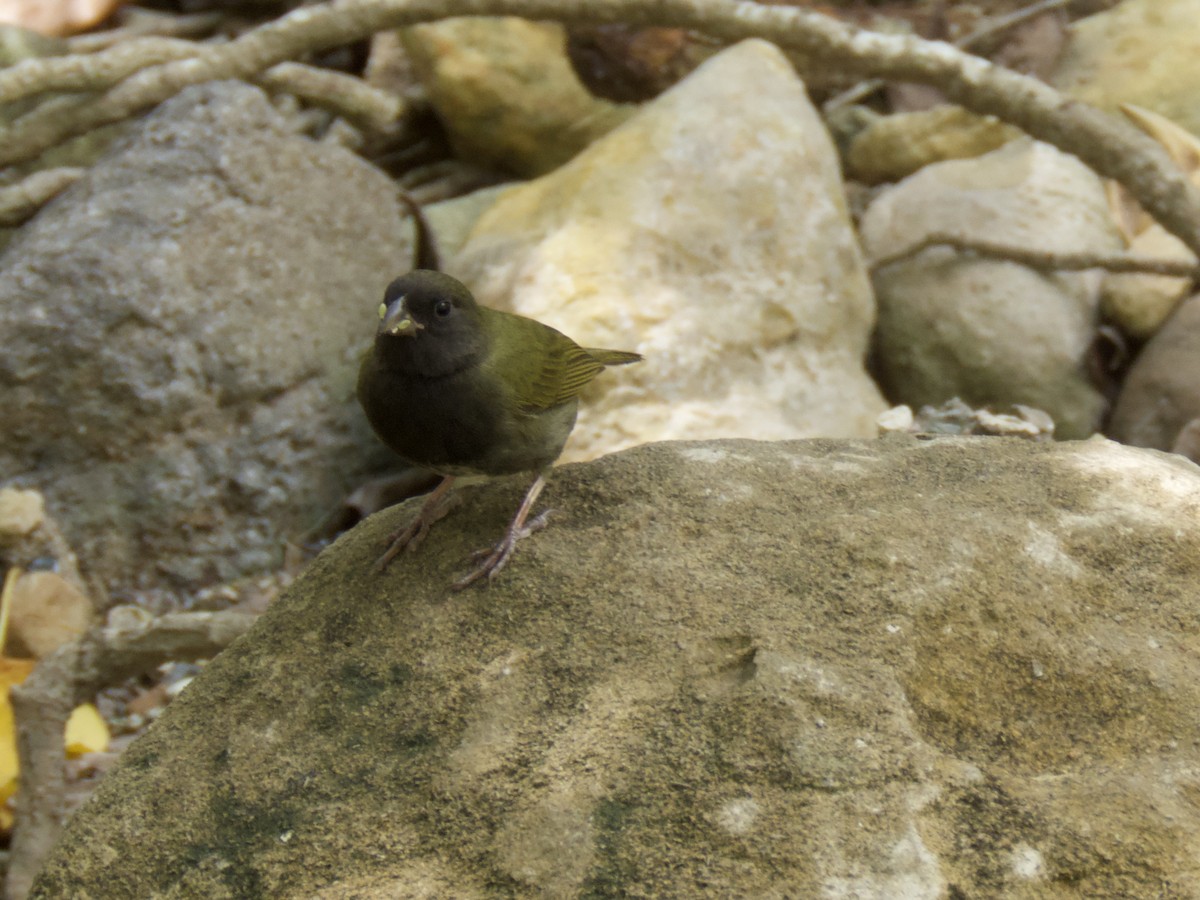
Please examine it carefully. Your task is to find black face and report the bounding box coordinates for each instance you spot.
[374,270,486,377]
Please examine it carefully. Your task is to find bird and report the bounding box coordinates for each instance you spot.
[357,269,641,589]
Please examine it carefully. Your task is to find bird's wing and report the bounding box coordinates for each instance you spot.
[481,309,608,412]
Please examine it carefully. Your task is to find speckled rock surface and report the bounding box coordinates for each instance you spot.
[452,39,887,458]
[0,81,412,597]
[33,436,1200,898]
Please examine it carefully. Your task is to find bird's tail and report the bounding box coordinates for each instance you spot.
[586,348,643,367]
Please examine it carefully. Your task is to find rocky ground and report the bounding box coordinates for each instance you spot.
[2,0,1200,896]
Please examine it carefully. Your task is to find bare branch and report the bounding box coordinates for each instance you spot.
[257,62,405,135]
[66,11,223,54]
[0,37,200,104]
[0,167,84,228]
[870,232,1200,279]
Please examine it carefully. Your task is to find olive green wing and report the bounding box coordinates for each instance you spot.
[480,308,632,412]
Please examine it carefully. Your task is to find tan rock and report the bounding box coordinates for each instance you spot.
[34,436,1200,897]
[7,570,92,659]
[404,18,631,177]
[454,39,886,456]
[0,487,43,538]
[1101,224,1196,340]
[1052,0,1200,137]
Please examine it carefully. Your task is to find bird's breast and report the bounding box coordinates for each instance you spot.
[357,356,574,476]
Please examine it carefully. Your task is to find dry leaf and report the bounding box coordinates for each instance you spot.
[65,704,109,756]
[1110,104,1200,242]
[1122,104,1200,179]
[1100,105,1200,338]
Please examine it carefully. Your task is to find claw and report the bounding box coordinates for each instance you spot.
[375,475,457,572]
[452,474,549,590]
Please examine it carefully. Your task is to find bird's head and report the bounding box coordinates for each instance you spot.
[374,270,487,376]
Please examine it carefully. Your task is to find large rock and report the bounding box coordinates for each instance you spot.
[0,81,412,595]
[1052,0,1200,138]
[861,138,1119,439]
[453,39,886,458]
[33,436,1200,898]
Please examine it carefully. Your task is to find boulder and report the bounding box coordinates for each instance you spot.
[453,39,887,459]
[0,81,413,596]
[33,436,1200,898]
[403,17,631,177]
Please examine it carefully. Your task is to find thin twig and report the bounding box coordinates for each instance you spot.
[257,62,404,134]
[959,0,1074,50]
[0,37,201,104]
[870,232,1200,278]
[66,11,224,54]
[0,167,84,227]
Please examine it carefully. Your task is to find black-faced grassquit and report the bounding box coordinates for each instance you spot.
[357,269,641,588]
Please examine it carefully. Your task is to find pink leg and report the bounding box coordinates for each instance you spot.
[452,473,550,590]
[376,475,456,571]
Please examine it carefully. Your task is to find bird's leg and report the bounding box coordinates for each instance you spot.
[452,473,549,590]
[376,475,457,571]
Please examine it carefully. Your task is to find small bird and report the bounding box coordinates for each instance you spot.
[357,269,641,588]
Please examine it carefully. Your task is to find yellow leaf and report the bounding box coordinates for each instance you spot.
[0,657,35,814]
[0,654,109,833]
[65,703,109,756]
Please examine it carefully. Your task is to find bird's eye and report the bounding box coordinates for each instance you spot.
[434,299,453,318]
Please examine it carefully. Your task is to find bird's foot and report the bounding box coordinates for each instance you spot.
[375,476,458,572]
[451,509,553,590]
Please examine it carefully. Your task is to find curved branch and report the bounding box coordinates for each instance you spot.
[0,0,1197,255]
[870,232,1200,279]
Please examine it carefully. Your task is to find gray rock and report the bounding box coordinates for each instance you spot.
[0,81,412,596]
[454,39,886,459]
[861,138,1120,439]
[33,436,1200,898]
[1109,292,1200,452]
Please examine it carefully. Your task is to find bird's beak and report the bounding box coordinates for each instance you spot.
[380,298,424,337]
